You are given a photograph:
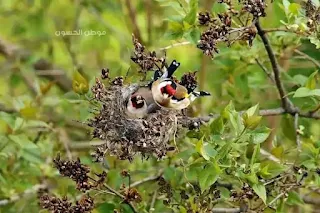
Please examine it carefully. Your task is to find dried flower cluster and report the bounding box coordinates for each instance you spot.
[242,0,267,17]
[53,154,92,192]
[197,13,231,56]
[179,71,198,93]
[304,0,320,31]
[40,194,94,213]
[53,154,107,192]
[131,34,165,73]
[89,77,178,161]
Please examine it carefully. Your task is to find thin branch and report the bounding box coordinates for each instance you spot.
[70,140,105,150]
[264,28,306,35]
[0,38,72,92]
[130,174,161,188]
[255,58,275,83]
[212,207,241,213]
[149,189,157,212]
[255,19,295,113]
[144,0,152,44]
[267,185,295,208]
[294,49,320,69]
[0,184,47,206]
[260,148,281,163]
[124,0,143,43]
[160,41,193,51]
[294,113,301,152]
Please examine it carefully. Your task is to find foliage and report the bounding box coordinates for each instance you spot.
[0,0,320,213]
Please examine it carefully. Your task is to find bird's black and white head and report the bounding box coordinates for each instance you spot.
[126,95,148,119]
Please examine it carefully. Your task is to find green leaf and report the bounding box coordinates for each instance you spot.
[72,71,89,95]
[309,36,320,49]
[288,3,301,15]
[198,161,221,192]
[96,202,116,213]
[252,183,267,204]
[287,191,305,205]
[250,144,260,168]
[245,104,260,117]
[184,0,198,24]
[164,21,184,40]
[210,116,224,135]
[293,87,320,98]
[184,27,200,44]
[250,127,271,144]
[305,71,318,90]
[196,137,217,160]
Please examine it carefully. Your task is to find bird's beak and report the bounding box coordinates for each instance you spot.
[136,99,144,104]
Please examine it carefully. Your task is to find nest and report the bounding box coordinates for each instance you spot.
[88,78,178,161]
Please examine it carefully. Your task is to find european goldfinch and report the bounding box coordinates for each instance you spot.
[125,94,148,119]
[151,78,211,110]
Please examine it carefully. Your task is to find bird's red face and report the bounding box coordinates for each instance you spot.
[160,83,176,97]
[130,95,145,109]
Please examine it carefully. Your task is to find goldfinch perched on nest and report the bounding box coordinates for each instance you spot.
[151,60,211,110]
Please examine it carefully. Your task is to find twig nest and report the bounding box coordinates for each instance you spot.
[88,78,178,161]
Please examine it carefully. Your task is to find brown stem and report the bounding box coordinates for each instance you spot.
[124,0,143,43]
[144,0,152,45]
[255,19,296,113]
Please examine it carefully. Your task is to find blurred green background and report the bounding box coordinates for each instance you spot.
[0,0,320,212]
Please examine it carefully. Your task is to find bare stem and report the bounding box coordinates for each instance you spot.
[255,58,275,83]
[294,113,301,152]
[294,49,320,69]
[255,20,295,113]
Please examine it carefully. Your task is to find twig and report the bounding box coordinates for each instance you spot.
[212,207,241,213]
[264,28,306,35]
[267,185,294,208]
[144,0,152,44]
[255,58,275,83]
[149,189,158,212]
[130,174,161,188]
[260,148,281,163]
[294,113,301,152]
[69,140,105,150]
[160,41,193,50]
[59,129,72,160]
[255,19,295,113]
[124,0,143,43]
[0,38,72,92]
[0,184,47,206]
[294,49,320,69]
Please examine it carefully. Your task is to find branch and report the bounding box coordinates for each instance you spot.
[0,38,72,92]
[160,41,193,51]
[144,0,152,44]
[124,0,143,43]
[294,113,301,152]
[260,148,281,163]
[255,20,295,113]
[294,49,320,69]
[255,58,275,83]
[264,28,306,35]
[0,184,47,206]
[130,174,162,188]
[212,207,241,213]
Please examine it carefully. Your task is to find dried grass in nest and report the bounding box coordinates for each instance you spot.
[88,78,178,161]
